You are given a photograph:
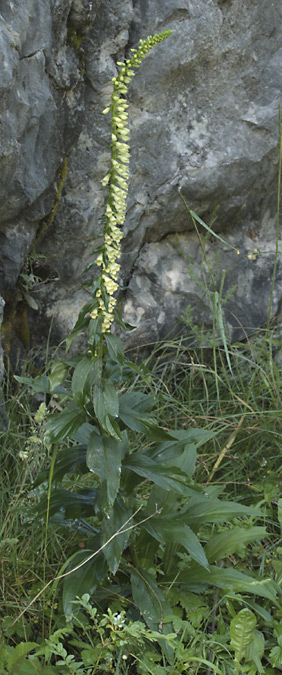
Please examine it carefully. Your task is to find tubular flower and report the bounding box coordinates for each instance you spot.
[92,31,172,333]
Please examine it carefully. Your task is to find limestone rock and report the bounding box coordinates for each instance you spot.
[0,0,282,361]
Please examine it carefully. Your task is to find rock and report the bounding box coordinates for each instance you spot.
[0,0,87,294]
[0,0,282,359]
[122,230,282,348]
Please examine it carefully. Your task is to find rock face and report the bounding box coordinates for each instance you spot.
[0,0,282,366]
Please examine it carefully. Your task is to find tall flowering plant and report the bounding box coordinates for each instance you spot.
[73,32,172,340]
[30,30,276,643]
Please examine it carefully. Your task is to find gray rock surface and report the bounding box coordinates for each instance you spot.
[0,0,282,363]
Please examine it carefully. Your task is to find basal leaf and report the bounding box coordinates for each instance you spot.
[72,422,95,446]
[144,517,209,569]
[153,441,197,478]
[205,526,266,563]
[179,565,280,604]
[130,567,173,635]
[181,496,261,525]
[63,550,107,616]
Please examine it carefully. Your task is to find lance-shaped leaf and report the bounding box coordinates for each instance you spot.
[124,453,197,496]
[63,549,107,616]
[72,354,102,406]
[14,374,50,393]
[105,333,125,365]
[152,441,197,478]
[181,496,261,526]
[119,391,156,431]
[130,566,173,636]
[44,402,85,445]
[205,526,266,563]
[93,379,120,438]
[142,516,209,569]
[87,431,122,513]
[102,499,132,574]
[49,360,70,392]
[177,564,280,604]
[34,488,98,519]
[245,629,265,673]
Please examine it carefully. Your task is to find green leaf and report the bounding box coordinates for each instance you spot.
[167,428,215,446]
[213,290,233,374]
[6,642,38,671]
[230,609,257,665]
[245,629,265,673]
[71,355,94,403]
[278,498,282,535]
[102,500,132,574]
[181,496,261,525]
[65,300,95,349]
[49,360,69,393]
[87,316,102,348]
[153,441,197,478]
[35,488,98,520]
[24,293,39,311]
[179,565,279,604]
[103,379,119,418]
[270,643,282,668]
[124,359,152,387]
[93,380,120,437]
[124,454,195,496]
[119,391,156,432]
[180,190,238,252]
[205,526,266,563]
[14,374,50,393]
[63,549,107,616]
[130,567,173,635]
[44,403,85,445]
[144,517,209,569]
[87,432,122,513]
[105,333,125,365]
